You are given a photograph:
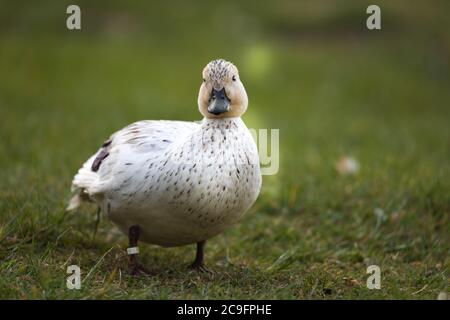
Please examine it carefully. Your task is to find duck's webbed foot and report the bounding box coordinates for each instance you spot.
[189,240,214,274]
[130,262,152,276]
[189,261,213,274]
[128,225,151,276]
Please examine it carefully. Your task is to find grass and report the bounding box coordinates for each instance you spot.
[0,0,449,299]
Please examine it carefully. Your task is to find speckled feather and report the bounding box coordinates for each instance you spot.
[71,117,261,246]
[70,59,261,247]
[207,59,232,89]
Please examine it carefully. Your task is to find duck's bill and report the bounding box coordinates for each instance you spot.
[208,88,230,115]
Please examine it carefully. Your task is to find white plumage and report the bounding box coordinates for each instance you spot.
[68,59,261,254]
[70,118,261,246]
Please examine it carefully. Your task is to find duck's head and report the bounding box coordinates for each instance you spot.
[198,59,248,119]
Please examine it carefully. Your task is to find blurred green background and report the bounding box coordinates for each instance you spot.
[0,1,449,299]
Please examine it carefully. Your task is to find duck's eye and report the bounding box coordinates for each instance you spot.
[203,78,206,82]
[232,75,236,81]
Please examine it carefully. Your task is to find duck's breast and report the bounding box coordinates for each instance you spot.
[106,118,261,246]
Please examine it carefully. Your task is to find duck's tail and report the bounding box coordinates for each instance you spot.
[66,194,83,211]
[66,154,98,211]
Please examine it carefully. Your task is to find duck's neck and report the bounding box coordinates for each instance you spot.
[201,117,246,130]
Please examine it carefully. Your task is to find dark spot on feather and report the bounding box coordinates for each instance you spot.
[102,140,112,147]
[92,149,109,172]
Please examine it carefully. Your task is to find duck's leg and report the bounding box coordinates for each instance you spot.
[92,207,101,241]
[128,225,151,276]
[189,240,212,273]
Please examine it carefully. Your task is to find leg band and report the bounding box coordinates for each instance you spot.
[127,247,139,255]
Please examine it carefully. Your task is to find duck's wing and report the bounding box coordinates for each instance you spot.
[70,120,199,199]
[106,120,199,155]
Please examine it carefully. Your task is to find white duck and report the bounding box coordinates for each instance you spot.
[68,59,262,274]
